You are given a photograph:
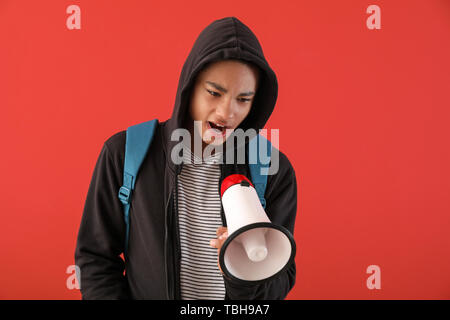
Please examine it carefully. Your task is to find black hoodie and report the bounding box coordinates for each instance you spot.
[75,16,298,300]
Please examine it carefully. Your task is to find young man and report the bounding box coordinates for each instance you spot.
[75,16,297,300]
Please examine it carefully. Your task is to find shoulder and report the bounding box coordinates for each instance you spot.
[104,130,126,155]
[102,119,167,164]
[266,147,297,192]
[104,119,167,152]
[278,149,295,172]
[263,147,298,226]
[92,130,126,173]
[272,147,296,179]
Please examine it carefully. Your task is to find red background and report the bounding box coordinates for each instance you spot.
[1,0,449,299]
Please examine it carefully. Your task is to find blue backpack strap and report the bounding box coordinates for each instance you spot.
[248,134,272,209]
[118,119,158,257]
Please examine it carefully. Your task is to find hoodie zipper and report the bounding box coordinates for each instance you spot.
[164,189,172,300]
[164,164,183,300]
[164,159,182,300]
[173,165,182,299]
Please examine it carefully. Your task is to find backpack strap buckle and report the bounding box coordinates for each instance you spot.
[118,186,132,205]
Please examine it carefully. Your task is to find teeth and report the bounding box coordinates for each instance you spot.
[210,121,224,128]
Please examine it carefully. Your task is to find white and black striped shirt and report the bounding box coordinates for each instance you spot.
[176,148,226,300]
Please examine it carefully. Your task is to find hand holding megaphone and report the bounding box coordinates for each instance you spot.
[217,174,296,284]
[209,226,228,274]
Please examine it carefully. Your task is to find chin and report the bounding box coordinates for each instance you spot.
[202,135,225,146]
[203,128,234,146]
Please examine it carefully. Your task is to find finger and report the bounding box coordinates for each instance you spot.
[214,235,229,275]
[216,226,228,237]
[209,232,228,250]
[209,239,218,248]
[216,232,229,249]
[219,231,228,239]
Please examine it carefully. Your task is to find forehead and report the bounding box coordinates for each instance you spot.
[197,60,260,86]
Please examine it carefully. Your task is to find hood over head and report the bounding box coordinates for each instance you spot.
[165,16,278,162]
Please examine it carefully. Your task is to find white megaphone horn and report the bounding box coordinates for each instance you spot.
[219,174,296,283]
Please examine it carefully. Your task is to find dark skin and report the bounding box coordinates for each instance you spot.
[183,59,260,272]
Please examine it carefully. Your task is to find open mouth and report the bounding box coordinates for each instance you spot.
[206,121,228,137]
[207,121,226,134]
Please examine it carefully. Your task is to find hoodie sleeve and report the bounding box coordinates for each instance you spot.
[223,151,298,300]
[74,135,130,300]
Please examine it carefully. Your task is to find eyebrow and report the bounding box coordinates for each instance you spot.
[205,81,255,96]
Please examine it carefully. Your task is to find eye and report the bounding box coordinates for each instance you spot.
[206,89,220,97]
[238,98,251,103]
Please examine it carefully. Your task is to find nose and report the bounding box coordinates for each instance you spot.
[215,99,234,122]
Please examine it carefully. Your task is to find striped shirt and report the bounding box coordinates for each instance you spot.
[176,148,226,300]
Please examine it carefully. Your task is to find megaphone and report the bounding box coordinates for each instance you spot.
[219,174,296,284]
